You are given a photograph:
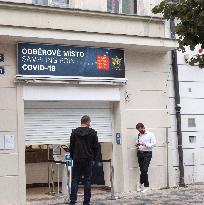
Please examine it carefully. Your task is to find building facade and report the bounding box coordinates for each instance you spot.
[0,0,177,204]
[168,49,204,186]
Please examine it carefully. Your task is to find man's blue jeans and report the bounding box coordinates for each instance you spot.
[70,159,92,205]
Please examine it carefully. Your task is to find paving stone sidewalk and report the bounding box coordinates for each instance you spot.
[27,184,204,205]
[91,185,204,205]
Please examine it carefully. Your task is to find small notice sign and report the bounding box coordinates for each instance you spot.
[0,53,4,62]
[4,135,15,150]
[0,137,5,149]
[116,133,121,145]
[0,66,5,75]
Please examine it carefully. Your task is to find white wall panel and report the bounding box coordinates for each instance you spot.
[126,91,168,110]
[127,148,137,168]
[127,71,168,91]
[177,51,186,65]
[198,148,204,164]
[0,110,17,132]
[197,165,204,182]
[128,169,139,191]
[181,98,204,114]
[170,148,179,167]
[151,146,166,166]
[0,176,20,205]
[168,98,176,115]
[181,132,203,149]
[167,80,174,98]
[181,115,204,131]
[149,166,167,189]
[169,114,204,132]
[184,165,199,184]
[178,65,204,82]
[168,143,202,166]
[0,88,16,110]
[167,131,177,149]
[183,149,197,166]
[125,110,170,128]
[169,115,177,131]
[0,154,18,176]
[179,82,204,98]
[125,51,169,73]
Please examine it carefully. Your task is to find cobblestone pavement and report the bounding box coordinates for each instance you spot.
[27,185,204,205]
[91,185,204,205]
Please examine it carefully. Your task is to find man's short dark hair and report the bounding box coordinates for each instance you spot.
[81,115,91,124]
[136,123,144,130]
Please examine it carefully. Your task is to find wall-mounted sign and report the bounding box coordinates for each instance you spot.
[4,135,15,150]
[17,42,125,79]
[0,136,4,149]
[116,133,121,145]
[0,135,15,150]
[0,53,4,62]
[0,66,5,75]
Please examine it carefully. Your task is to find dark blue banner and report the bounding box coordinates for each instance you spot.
[17,43,125,78]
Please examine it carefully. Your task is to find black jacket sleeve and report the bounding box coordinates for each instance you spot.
[69,130,75,159]
[93,131,99,160]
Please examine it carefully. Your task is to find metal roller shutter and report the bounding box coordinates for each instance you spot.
[24,101,113,145]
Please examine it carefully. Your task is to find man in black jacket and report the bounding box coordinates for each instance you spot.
[69,115,98,205]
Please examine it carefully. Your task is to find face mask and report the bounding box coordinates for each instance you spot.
[139,130,145,134]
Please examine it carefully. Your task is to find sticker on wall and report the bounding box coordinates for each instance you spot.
[0,136,5,149]
[0,66,5,75]
[4,135,15,150]
[116,133,121,145]
[0,53,4,62]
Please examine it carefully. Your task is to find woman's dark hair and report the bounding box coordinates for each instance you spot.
[136,123,144,130]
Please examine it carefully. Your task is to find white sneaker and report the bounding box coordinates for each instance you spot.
[141,187,150,193]
[137,182,143,192]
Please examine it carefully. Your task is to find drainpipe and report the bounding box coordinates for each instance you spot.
[170,19,185,187]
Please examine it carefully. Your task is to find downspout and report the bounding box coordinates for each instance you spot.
[170,19,185,187]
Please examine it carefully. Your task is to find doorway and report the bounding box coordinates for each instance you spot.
[25,101,113,203]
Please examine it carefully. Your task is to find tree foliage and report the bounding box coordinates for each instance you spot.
[152,0,204,68]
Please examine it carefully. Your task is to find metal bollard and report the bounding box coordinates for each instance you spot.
[56,163,60,195]
[47,145,51,194]
[48,161,51,194]
[50,162,55,195]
